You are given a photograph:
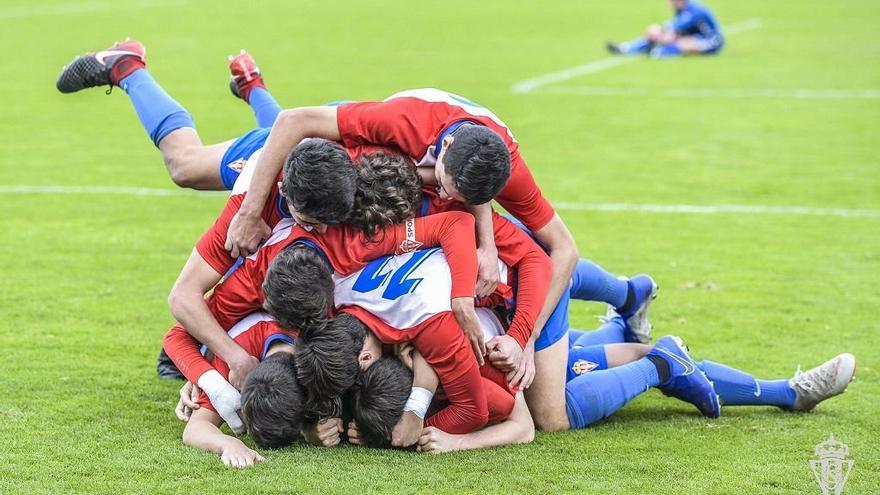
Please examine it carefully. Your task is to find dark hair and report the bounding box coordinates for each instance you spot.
[262,245,334,330]
[350,357,413,448]
[281,138,358,224]
[294,313,366,401]
[240,352,304,449]
[443,125,511,205]
[347,152,421,238]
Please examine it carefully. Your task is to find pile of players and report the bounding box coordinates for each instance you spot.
[56,40,856,467]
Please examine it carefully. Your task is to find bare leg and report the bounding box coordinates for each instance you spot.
[673,36,706,54]
[605,343,651,368]
[524,333,570,431]
[158,128,234,190]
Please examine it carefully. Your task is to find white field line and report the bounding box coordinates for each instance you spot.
[3,185,878,219]
[540,86,880,100]
[0,185,225,197]
[0,0,189,19]
[553,202,880,218]
[511,19,762,93]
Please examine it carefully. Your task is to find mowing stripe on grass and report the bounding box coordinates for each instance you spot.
[510,19,762,93]
[554,202,880,218]
[540,86,880,100]
[4,185,878,218]
[0,0,189,19]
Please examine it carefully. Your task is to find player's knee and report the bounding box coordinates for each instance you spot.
[162,148,203,188]
[646,24,663,41]
[533,414,569,432]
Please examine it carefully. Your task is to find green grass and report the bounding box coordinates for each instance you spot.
[1,0,879,493]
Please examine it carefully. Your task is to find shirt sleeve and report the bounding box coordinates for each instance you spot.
[491,214,552,349]
[494,152,556,232]
[669,9,697,33]
[413,313,490,434]
[163,323,215,384]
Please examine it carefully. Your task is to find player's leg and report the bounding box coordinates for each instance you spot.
[569,261,658,343]
[566,335,719,427]
[607,24,662,55]
[568,314,628,347]
[228,51,282,128]
[696,353,855,411]
[56,39,229,190]
[525,290,571,431]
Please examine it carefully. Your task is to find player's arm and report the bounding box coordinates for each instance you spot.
[531,214,578,345]
[163,325,246,431]
[413,314,489,434]
[389,348,439,448]
[228,106,341,257]
[168,249,257,389]
[468,202,500,298]
[418,392,534,453]
[182,408,264,468]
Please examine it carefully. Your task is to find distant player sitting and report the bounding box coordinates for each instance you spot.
[607,0,724,58]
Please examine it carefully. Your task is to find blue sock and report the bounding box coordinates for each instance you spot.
[119,69,195,147]
[650,43,683,58]
[621,38,652,54]
[567,344,609,381]
[247,87,282,128]
[571,318,627,347]
[569,259,628,308]
[697,360,796,408]
[565,357,659,429]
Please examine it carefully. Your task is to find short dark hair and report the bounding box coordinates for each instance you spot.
[350,357,413,448]
[240,352,305,449]
[281,138,358,224]
[347,152,421,238]
[262,245,334,330]
[443,125,511,205]
[294,313,366,401]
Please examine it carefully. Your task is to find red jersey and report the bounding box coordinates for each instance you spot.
[162,312,294,413]
[337,88,556,232]
[196,143,405,276]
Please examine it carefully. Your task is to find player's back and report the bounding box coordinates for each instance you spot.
[675,1,721,38]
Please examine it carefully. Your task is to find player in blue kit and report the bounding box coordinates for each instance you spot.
[607,0,724,58]
[56,40,282,191]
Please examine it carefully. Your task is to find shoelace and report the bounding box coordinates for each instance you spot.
[791,363,833,395]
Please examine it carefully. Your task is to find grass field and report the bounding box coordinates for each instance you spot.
[1,0,878,493]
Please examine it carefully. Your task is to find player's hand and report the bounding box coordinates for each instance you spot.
[196,370,245,434]
[347,421,363,446]
[417,426,463,454]
[487,335,523,373]
[175,381,201,422]
[302,418,343,447]
[220,440,265,469]
[226,210,271,258]
[475,245,500,298]
[508,339,536,390]
[395,342,415,371]
[228,353,259,390]
[451,297,486,366]
[391,411,424,448]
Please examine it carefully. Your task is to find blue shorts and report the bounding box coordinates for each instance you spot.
[219,127,270,190]
[504,215,569,352]
[218,101,357,190]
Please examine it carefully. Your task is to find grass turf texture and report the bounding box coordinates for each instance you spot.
[1,0,878,493]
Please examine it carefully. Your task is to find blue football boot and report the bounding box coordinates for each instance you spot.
[649,335,721,418]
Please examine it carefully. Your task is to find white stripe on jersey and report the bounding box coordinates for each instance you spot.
[246,218,296,261]
[334,248,509,330]
[476,308,505,342]
[384,88,515,141]
[227,311,275,339]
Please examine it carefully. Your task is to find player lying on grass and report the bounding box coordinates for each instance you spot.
[346,308,856,453]
[607,0,724,58]
[167,312,303,468]
[56,44,658,421]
